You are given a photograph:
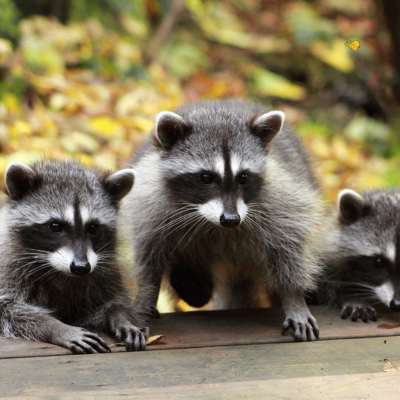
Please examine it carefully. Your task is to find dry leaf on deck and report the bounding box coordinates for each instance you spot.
[146,335,166,345]
[383,358,400,372]
[109,335,166,348]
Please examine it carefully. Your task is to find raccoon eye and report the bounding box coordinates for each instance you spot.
[374,257,384,268]
[87,224,99,235]
[49,222,63,233]
[200,173,213,184]
[238,173,248,185]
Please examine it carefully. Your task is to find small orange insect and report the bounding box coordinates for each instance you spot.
[345,40,360,51]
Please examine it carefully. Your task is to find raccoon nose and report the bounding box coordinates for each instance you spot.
[390,299,400,312]
[220,213,240,228]
[70,261,91,276]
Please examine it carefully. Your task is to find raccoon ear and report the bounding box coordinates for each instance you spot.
[338,189,366,222]
[155,111,191,150]
[104,169,135,204]
[5,162,37,200]
[250,111,285,146]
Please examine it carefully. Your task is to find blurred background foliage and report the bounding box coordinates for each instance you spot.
[0,0,399,311]
[0,0,399,201]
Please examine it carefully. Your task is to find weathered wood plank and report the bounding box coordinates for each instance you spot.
[0,306,399,359]
[0,336,398,397]
[7,374,400,399]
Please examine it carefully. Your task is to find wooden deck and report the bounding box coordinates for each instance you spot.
[1,306,400,398]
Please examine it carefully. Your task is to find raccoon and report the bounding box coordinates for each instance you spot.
[318,189,400,322]
[0,160,148,353]
[123,99,327,342]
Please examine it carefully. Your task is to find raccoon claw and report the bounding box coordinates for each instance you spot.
[115,325,149,352]
[63,327,111,354]
[340,303,378,322]
[282,316,319,342]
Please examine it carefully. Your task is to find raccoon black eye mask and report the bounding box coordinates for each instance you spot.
[316,188,400,322]
[124,99,328,342]
[0,160,148,353]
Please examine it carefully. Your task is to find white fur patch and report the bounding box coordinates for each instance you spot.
[80,206,90,225]
[87,247,98,270]
[214,157,225,177]
[230,154,241,176]
[48,247,75,276]
[386,243,396,263]
[64,205,74,225]
[375,281,394,307]
[355,246,381,258]
[237,198,248,223]
[198,199,224,225]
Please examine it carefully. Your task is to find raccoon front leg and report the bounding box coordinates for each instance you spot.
[0,301,110,354]
[86,295,149,351]
[133,265,163,319]
[280,290,319,342]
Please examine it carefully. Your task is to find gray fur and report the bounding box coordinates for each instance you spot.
[0,160,148,353]
[318,189,400,322]
[122,99,328,341]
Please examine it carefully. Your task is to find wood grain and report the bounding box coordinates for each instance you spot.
[0,306,399,359]
[0,336,398,397]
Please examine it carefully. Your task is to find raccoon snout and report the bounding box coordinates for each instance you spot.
[70,261,91,276]
[220,213,240,228]
[390,299,400,312]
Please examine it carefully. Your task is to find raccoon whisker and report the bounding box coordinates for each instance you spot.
[154,210,198,232]
[243,215,264,236]
[156,209,200,233]
[30,268,60,284]
[24,263,54,277]
[170,215,206,254]
[182,218,208,250]
[12,260,46,275]
[325,281,376,290]
[94,239,117,254]
[93,263,115,276]
[246,209,295,238]
[20,249,51,256]
[162,212,203,239]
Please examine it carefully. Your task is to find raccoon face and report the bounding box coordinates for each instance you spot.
[5,162,134,277]
[337,189,400,311]
[155,107,285,229]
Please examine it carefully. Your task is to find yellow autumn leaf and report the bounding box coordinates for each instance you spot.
[60,131,100,154]
[89,116,125,139]
[0,38,13,65]
[250,68,306,100]
[3,93,21,115]
[146,335,166,345]
[309,39,354,73]
[130,116,155,132]
[6,151,44,165]
[10,120,33,137]
[93,151,118,171]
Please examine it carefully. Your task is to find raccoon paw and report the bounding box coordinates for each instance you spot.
[282,315,319,342]
[340,303,378,322]
[61,327,111,354]
[114,323,149,352]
